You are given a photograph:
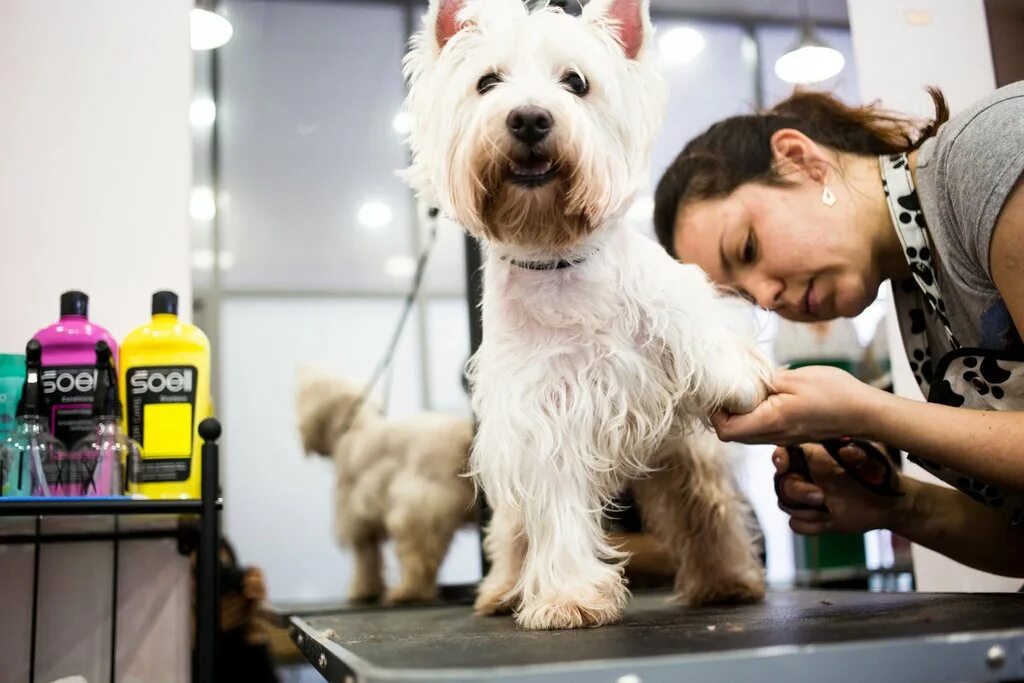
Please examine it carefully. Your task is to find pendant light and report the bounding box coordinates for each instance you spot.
[774,0,845,85]
[191,1,233,51]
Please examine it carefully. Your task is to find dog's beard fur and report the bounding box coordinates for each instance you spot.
[473,142,592,249]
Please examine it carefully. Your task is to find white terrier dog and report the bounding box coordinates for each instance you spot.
[296,371,475,603]
[402,0,773,629]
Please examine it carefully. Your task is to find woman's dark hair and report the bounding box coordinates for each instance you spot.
[653,88,949,258]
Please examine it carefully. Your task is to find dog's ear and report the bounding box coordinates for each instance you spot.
[583,0,650,60]
[426,0,471,52]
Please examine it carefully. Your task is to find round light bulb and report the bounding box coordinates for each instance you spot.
[657,27,706,66]
[191,8,234,51]
[774,45,845,84]
[357,200,393,229]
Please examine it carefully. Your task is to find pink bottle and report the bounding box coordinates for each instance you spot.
[33,291,118,450]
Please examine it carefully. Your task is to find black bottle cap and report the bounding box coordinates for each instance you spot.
[25,339,41,365]
[95,341,111,366]
[152,290,179,316]
[60,291,89,317]
[16,340,43,417]
[92,341,112,418]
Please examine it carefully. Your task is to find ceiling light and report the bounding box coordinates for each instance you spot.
[357,200,393,229]
[191,8,233,51]
[190,186,217,221]
[657,27,706,66]
[392,112,414,136]
[775,1,845,84]
[774,36,845,84]
[190,98,217,127]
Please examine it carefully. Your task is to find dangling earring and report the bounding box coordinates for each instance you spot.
[822,185,837,207]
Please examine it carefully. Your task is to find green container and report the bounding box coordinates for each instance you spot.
[0,354,26,443]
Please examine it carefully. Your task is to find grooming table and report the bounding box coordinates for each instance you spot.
[285,589,1024,682]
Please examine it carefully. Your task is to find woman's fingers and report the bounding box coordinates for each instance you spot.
[781,504,830,522]
[837,443,891,486]
[790,518,830,535]
[837,444,867,466]
[782,475,825,506]
[771,446,789,473]
[805,444,846,478]
[712,400,783,443]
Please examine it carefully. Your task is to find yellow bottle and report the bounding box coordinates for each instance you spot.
[119,291,212,499]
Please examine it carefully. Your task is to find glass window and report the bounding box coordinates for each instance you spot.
[650,19,758,181]
[627,19,756,237]
[219,0,412,293]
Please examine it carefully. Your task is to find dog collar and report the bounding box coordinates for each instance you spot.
[502,253,593,271]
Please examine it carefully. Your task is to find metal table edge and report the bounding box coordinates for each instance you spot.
[291,616,375,682]
[288,615,1024,683]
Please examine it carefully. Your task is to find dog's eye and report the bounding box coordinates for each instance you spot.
[477,73,502,94]
[561,71,588,96]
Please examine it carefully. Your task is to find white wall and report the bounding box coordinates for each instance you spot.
[848,0,996,116]
[0,0,193,350]
[0,1,195,681]
[849,0,1020,593]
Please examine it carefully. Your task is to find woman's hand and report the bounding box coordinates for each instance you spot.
[777,443,1024,576]
[712,366,876,445]
[773,443,911,535]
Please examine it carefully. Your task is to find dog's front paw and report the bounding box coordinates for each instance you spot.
[677,568,766,607]
[719,349,773,415]
[515,579,628,630]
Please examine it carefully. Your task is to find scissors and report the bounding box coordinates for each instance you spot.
[774,437,902,512]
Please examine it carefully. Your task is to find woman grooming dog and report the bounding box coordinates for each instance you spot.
[654,82,1024,577]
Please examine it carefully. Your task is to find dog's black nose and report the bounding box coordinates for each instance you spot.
[506,106,553,144]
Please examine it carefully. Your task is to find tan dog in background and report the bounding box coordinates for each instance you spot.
[296,369,475,603]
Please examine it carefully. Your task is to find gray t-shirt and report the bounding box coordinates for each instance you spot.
[913,80,1024,351]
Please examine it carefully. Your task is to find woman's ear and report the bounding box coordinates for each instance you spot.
[770,128,830,184]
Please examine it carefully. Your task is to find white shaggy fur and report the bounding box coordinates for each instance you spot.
[403,0,774,629]
[295,370,475,603]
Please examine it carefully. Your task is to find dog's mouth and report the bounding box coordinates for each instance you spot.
[506,155,558,188]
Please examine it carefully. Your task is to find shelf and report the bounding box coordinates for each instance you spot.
[0,497,222,517]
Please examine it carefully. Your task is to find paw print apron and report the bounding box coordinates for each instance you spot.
[883,152,1024,525]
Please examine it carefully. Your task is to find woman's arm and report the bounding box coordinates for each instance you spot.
[715,366,1024,491]
[863,392,1024,492]
[896,477,1024,577]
